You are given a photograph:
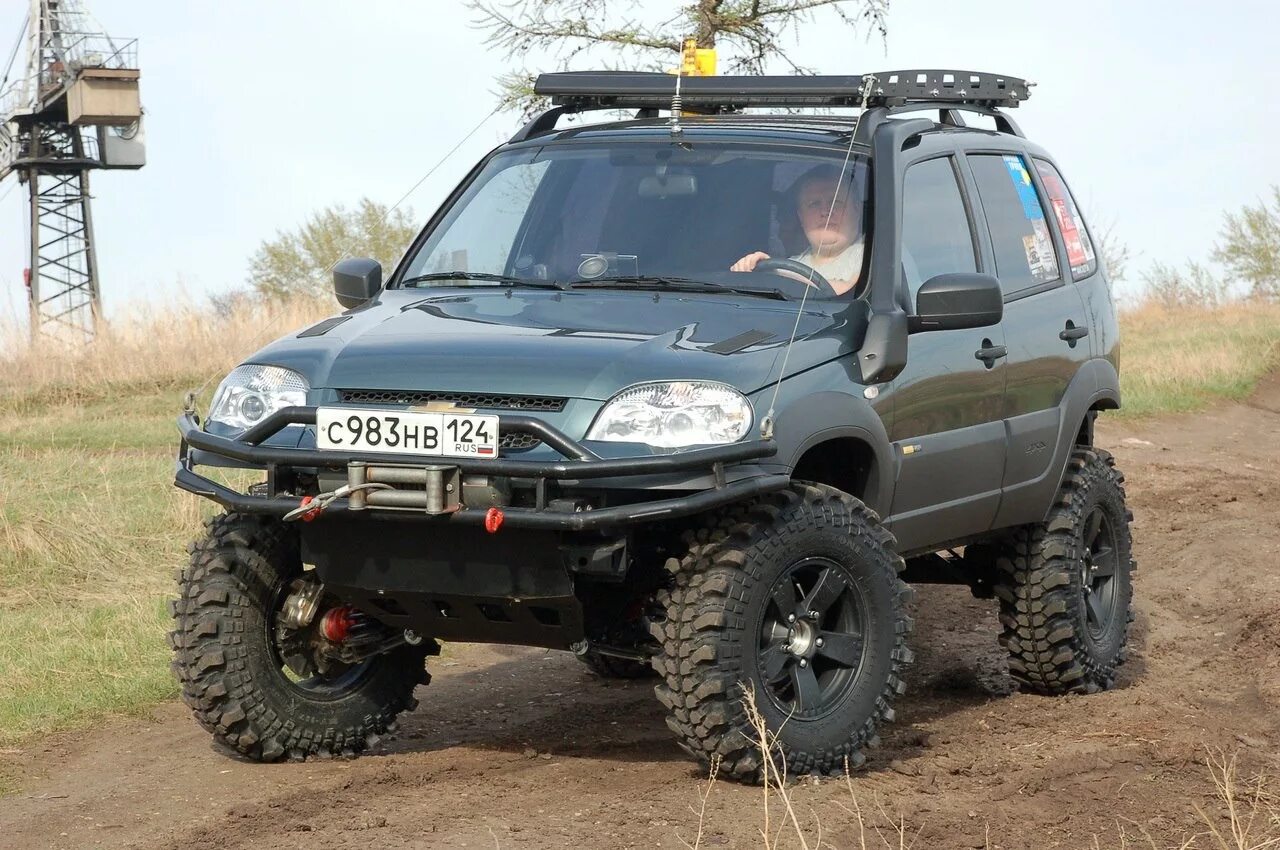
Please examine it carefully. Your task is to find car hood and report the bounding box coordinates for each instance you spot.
[250,288,865,401]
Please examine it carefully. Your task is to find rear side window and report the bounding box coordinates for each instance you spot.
[1033,159,1098,279]
[968,154,1060,294]
[901,157,976,301]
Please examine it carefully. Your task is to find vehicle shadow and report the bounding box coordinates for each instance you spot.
[304,584,1149,774]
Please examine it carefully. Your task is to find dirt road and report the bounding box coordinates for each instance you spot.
[4,380,1279,850]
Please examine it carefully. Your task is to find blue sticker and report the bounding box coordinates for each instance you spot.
[1003,155,1044,221]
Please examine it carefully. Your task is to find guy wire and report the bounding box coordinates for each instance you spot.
[186,104,504,404]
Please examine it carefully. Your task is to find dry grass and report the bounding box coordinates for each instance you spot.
[0,295,331,414]
[0,297,336,745]
[1118,299,1280,417]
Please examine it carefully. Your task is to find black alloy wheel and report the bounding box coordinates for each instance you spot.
[758,558,869,720]
[266,578,376,700]
[1080,506,1122,641]
[650,482,914,783]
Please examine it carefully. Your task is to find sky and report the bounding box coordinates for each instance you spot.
[2,0,1277,326]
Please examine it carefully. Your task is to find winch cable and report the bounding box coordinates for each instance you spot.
[759,74,877,441]
[185,104,504,409]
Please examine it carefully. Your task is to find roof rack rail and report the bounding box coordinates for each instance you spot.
[511,70,1031,142]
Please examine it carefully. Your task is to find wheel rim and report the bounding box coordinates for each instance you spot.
[266,578,375,700]
[757,557,868,720]
[1081,506,1121,641]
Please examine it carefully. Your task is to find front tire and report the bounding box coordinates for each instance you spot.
[169,513,430,761]
[994,448,1136,694]
[650,483,914,783]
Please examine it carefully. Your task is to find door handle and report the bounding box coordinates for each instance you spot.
[975,341,1007,368]
[1059,322,1089,344]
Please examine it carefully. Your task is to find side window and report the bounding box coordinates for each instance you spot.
[968,154,1061,294]
[901,157,977,302]
[1033,159,1098,279]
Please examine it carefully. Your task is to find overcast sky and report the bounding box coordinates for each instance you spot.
[1,0,1276,324]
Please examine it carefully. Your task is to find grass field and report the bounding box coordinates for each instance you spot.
[1,297,1278,747]
[1119,301,1280,417]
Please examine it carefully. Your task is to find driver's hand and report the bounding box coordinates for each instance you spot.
[730,251,770,272]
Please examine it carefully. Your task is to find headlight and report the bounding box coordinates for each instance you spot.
[586,381,753,448]
[208,365,309,433]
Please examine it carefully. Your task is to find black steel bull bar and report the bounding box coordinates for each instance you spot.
[175,407,788,531]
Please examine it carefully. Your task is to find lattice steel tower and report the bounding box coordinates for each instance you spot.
[1,0,144,341]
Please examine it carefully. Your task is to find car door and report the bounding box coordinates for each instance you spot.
[882,152,1008,553]
[961,151,1091,529]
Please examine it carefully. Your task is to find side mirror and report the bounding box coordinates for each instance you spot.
[333,257,382,309]
[909,273,1003,333]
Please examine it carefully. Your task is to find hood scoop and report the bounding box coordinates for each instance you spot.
[702,329,775,355]
[297,315,352,338]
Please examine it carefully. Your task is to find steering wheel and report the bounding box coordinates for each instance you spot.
[754,258,834,293]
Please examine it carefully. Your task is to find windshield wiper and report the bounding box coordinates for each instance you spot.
[399,272,566,290]
[567,276,789,301]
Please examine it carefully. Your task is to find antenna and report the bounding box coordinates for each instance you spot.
[0,0,145,342]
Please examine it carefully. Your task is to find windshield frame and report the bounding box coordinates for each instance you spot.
[389,136,875,301]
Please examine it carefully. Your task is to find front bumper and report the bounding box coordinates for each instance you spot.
[175,407,788,531]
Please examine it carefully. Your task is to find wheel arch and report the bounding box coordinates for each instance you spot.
[791,435,883,513]
[992,359,1122,531]
[1048,359,1122,518]
[767,390,895,518]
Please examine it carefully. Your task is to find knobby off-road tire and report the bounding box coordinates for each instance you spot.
[169,512,430,762]
[650,482,914,783]
[578,651,658,680]
[995,447,1136,695]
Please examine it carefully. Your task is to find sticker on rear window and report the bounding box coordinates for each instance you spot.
[1003,155,1044,222]
[1003,155,1058,282]
[1034,160,1097,277]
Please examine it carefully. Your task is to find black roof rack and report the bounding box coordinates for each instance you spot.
[535,70,1029,111]
[512,70,1031,142]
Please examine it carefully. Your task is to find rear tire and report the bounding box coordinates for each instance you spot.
[994,448,1136,694]
[650,482,913,783]
[169,512,431,762]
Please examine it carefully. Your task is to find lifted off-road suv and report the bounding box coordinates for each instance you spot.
[171,70,1134,781]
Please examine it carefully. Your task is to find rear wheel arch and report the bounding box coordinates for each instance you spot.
[1075,394,1120,447]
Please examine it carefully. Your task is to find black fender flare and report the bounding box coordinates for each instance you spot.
[1042,358,1121,519]
[765,391,895,517]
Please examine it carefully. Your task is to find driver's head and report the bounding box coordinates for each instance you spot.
[791,166,859,256]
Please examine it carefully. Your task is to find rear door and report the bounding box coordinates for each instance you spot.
[884,152,1008,552]
[961,152,1091,528]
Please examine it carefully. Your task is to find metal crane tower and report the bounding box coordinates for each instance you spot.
[1,0,144,341]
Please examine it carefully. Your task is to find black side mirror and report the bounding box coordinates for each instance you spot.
[333,257,382,309]
[909,273,1003,333]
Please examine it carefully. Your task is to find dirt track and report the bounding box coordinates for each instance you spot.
[4,379,1280,850]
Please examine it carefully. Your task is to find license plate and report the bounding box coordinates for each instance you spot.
[316,408,499,459]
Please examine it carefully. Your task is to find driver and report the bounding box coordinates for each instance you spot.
[730,165,863,295]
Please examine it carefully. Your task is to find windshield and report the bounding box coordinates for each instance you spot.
[399,142,871,300]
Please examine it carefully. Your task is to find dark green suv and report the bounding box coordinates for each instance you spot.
[171,70,1134,782]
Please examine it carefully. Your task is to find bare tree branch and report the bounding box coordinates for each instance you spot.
[467,0,890,115]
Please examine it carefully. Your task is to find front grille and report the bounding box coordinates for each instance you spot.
[337,389,566,412]
[500,432,542,451]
